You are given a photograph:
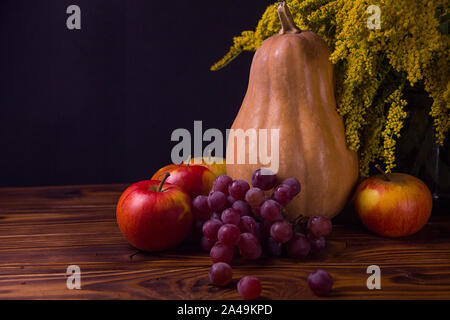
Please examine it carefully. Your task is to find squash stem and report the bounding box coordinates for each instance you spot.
[277,1,301,34]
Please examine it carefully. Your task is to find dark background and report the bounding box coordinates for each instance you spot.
[0,0,271,187]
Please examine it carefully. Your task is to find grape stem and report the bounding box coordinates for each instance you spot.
[292,214,307,225]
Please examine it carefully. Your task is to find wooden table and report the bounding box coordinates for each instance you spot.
[0,184,449,300]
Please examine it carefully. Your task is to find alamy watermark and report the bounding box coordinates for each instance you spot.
[367,5,381,30]
[66,265,81,289]
[171,121,280,174]
[366,265,381,289]
[66,5,81,30]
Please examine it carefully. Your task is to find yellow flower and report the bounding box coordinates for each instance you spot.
[212,0,450,176]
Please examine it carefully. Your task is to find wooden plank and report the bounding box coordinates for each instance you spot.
[0,184,449,299]
[0,184,125,211]
[1,260,449,300]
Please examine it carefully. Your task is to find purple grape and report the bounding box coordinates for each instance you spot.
[217,224,241,246]
[228,179,250,200]
[260,200,283,222]
[254,222,267,245]
[185,219,204,243]
[212,175,233,195]
[286,233,311,259]
[221,208,241,226]
[273,184,293,206]
[245,187,265,208]
[210,212,222,221]
[238,216,257,234]
[210,242,234,264]
[232,200,251,217]
[251,169,277,190]
[266,237,283,256]
[208,191,227,212]
[201,236,215,252]
[192,195,211,219]
[202,219,223,242]
[281,177,301,197]
[307,269,333,296]
[209,262,233,287]
[226,195,237,208]
[270,220,293,243]
[193,219,205,240]
[252,206,261,217]
[263,219,274,232]
[307,216,332,238]
[238,233,262,260]
[237,276,262,300]
[309,236,326,253]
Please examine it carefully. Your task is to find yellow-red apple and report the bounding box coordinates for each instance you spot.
[186,157,226,177]
[152,164,215,198]
[354,172,432,237]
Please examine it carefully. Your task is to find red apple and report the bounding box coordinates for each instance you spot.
[354,171,432,237]
[151,164,215,198]
[116,174,193,251]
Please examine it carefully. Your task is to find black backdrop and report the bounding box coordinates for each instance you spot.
[0,0,272,187]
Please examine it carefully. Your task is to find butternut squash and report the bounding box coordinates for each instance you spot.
[226,2,359,219]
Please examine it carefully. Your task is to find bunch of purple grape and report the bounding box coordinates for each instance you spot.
[190,168,333,297]
[192,168,332,262]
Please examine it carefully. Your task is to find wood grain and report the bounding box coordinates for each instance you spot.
[0,184,449,299]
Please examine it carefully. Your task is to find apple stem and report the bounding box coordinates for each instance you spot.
[185,155,191,167]
[157,172,170,192]
[375,164,391,181]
